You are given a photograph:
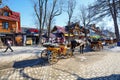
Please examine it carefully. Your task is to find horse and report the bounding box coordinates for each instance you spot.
[105,39,113,45]
[105,39,117,48]
[88,39,103,51]
[71,39,86,54]
[105,38,118,45]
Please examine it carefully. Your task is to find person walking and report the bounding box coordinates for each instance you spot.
[4,39,13,52]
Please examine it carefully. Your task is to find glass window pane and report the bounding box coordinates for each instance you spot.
[4,12,9,16]
[2,22,9,29]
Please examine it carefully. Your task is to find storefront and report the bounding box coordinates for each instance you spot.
[0,33,15,45]
[25,28,39,45]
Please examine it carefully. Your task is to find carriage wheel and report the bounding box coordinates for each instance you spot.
[41,49,48,58]
[48,51,59,64]
[66,49,73,58]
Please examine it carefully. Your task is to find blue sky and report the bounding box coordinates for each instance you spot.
[4,0,35,27]
[3,0,95,28]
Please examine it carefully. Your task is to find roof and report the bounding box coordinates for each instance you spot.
[52,26,66,33]
[0,6,12,12]
[56,26,65,33]
[65,22,79,32]
[0,16,19,21]
[0,6,20,21]
[28,28,39,33]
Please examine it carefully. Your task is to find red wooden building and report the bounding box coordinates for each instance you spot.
[0,6,21,45]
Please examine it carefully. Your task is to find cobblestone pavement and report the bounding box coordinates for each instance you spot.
[0,46,120,80]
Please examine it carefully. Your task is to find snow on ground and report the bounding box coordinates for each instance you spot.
[0,45,120,63]
[110,46,120,52]
[0,46,46,62]
[105,46,120,53]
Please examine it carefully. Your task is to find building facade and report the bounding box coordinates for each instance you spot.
[0,6,21,46]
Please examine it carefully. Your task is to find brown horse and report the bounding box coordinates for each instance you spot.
[90,41,103,51]
[88,39,103,51]
[105,39,113,45]
[105,39,117,45]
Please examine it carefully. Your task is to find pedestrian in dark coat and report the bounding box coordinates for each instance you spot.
[4,39,13,52]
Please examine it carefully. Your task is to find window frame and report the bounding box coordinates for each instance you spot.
[3,11,9,16]
[2,22,9,29]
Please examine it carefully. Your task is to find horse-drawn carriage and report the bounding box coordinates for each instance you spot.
[41,43,73,64]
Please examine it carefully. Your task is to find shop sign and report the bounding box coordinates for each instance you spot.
[34,34,39,36]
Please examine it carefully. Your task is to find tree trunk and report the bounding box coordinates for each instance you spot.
[38,29,42,46]
[48,20,51,42]
[112,0,120,41]
[113,18,120,41]
[68,20,71,45]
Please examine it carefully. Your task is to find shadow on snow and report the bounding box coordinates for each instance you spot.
[77,74,120,80]
[13,58,49,68]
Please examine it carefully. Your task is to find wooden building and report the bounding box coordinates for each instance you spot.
[0,6,21,46]
[65,23,89,39]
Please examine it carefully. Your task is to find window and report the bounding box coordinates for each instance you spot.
[2,22,9,29]
[73,30,79,35]
[3,11,9,16]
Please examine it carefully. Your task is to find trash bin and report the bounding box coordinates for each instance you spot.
[117,42,120,46]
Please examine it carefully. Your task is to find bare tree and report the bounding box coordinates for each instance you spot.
[78,5,95,41]
[0,0,8,7]
[47,0,63,41]
[66,0,76,44]
[67,0,76,25]
[33,0,63,43]
[79,5,94,27]
[89,0,120,41]
[33,0,48,45]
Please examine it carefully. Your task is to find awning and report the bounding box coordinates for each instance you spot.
[64,33,74,37]
[90,35,101,39]
[29,29,39,33]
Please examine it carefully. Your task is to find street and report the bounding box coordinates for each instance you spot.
[0,46,120,80]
